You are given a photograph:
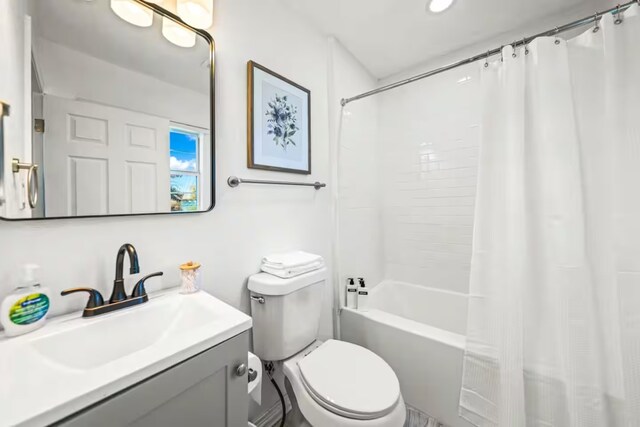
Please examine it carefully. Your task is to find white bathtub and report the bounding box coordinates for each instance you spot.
[340,281,473,427]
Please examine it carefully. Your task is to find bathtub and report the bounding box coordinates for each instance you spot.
[340,281,473,427]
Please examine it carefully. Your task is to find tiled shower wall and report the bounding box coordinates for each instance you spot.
[378,64,481,294]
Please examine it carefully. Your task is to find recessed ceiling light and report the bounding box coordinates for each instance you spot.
[428,0,455,14]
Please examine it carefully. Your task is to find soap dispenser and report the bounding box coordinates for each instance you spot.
[357,277,370,311]
[346,278,357,309]
[1,264,51,337]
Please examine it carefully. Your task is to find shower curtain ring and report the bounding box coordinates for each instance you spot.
[593,13,600,33]
[484,50,489,68]
[614,4,623,24]
[512,41,517,58]
[523,37,529,55]
[554,27,561,44]
[500,46,504,62]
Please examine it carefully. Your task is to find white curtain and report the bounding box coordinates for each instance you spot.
[460,5,640,427]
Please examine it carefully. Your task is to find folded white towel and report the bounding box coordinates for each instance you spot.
[261,251,324,270]
[261,259,325,279]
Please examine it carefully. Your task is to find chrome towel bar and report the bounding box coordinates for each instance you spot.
[227,176,326,190]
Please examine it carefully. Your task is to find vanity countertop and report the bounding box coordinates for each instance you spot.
[0,288,252,427]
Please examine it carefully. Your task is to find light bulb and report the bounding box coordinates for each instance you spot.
[111,0,153,27]
[177,0,213,29]
[428,0,455,13]
[163,17,196,47]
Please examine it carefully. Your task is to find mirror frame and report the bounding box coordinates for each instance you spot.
[0,0,216,221]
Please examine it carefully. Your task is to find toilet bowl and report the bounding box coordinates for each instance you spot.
[283,340,406,427]
[248,268,406,426]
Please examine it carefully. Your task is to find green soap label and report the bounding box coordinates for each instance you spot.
[9,293,49,325]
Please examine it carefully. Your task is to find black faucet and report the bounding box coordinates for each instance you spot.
[61,243,163,317]
[111,243,140,303]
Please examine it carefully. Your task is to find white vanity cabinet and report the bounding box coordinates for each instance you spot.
[55,331,249,427]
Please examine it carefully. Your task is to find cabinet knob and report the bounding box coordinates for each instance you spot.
[235,363,247,377]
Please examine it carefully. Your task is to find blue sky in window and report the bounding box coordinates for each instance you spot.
[170,129,198,172]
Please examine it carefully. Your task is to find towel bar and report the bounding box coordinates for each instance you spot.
[227,176,326,190]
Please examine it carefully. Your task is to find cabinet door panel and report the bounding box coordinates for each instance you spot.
[56,331,249,427]
[131,368,227,427]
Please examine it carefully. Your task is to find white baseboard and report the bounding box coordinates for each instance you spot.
[251,392,292,427]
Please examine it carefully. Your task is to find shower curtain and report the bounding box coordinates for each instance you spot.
[460,5,640,427]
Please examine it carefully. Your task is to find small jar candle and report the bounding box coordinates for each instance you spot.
[179,261,201,294]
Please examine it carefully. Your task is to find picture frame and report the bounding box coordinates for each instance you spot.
[247,61,311,174]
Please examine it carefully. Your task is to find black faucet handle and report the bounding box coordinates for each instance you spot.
[61,288,105,309]
[132,272,163,298]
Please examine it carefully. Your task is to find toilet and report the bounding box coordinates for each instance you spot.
[248,268,406,427]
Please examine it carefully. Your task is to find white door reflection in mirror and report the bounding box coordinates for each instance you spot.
[44,96,171,216]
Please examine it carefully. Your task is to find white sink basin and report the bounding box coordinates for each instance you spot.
[0,288,252,427]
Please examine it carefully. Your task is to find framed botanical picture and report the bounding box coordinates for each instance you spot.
[247,61,311,174]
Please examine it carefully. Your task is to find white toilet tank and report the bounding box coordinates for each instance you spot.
[248,268,326,361]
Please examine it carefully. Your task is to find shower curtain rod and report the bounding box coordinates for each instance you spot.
[340,0,638,106]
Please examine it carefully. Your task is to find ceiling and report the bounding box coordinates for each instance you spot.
[30,0,210,93]
[281,0,613,79]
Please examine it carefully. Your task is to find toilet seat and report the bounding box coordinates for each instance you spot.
[297,340,401,420]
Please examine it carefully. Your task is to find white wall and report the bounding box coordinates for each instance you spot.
[327,38,382,309]
[0,0,333,419]
[33,37,210,129]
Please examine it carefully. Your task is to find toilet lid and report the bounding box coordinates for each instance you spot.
[297,340,400,420]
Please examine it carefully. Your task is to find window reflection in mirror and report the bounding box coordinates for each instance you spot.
[170,127,201,212]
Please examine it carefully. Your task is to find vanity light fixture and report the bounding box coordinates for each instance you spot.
[162,18,196,47]
[110,0,154,27]
[177,0,213,29]
[111,0,202,48]
[162,0,196,48]
[428,0,455,14]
